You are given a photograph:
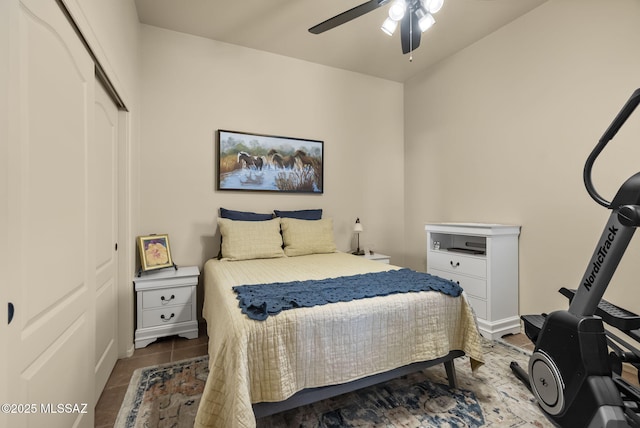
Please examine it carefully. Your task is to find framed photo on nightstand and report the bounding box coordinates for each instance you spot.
[137,234,174,272]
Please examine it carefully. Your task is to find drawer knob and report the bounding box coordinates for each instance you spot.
[160,294,175,304]
[160,313,175,322]
[450,261,460,267]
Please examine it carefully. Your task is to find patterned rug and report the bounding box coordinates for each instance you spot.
[115,339,552,427]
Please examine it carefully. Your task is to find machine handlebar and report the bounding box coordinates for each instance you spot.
[584,89,640,208]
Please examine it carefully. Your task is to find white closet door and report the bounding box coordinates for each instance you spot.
[93,80,119,400]
[1,0,11,424]
[5,0,96,426]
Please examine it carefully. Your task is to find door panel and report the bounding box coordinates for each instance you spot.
[22,316,91,427]
[94,80,119,397]
[1,0,11,425]
[6,0,95,426]
[22,2,88,329]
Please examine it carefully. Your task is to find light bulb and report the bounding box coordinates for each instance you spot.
[388,0,406,21]
[424,0,443,14]
[418,12,435,32]
[381,17,398,36]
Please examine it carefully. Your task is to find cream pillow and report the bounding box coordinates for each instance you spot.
[281,217,337,257]
[218,218,284,260]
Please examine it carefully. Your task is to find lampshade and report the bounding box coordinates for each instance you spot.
[381,17,398,36]
[354,218,364,233]
[388,0,406,21]
[416,10,435,32]
[423,0,443,14]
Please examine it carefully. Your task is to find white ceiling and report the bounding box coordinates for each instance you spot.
[134,0,547,82]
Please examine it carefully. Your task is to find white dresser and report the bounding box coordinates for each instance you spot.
[134,265,200,348]
[425,223,521,340]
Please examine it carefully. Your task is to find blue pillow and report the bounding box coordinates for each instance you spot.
[220,208,272,221]
[274,209,323,220]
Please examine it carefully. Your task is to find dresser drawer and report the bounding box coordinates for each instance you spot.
[141,305,192,328]
[429,268,487,299]
[465,295,487,320]
[142,286,192,310]
[428,251,486,278]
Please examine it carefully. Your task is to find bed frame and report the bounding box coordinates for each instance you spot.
[252,350,464,418]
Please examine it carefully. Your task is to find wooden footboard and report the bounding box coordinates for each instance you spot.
[252,350,465,419]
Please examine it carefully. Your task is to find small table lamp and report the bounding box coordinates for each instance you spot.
[352,218,364,255]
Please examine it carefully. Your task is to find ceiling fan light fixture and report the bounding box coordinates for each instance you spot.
[388,0,406,21]
[417,10,435,32]
[381,17,398,36]
[423,0,444,14]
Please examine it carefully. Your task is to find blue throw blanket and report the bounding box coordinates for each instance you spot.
[232,268,462,321]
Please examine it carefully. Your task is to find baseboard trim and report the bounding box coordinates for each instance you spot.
[477,316,521,340]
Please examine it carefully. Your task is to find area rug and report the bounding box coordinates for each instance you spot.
[115,339,552,427]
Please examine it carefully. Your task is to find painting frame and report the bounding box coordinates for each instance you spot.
[216,129,324,194]
[137,234,174,272]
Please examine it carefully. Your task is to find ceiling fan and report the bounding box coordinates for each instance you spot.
[309,0,444,55]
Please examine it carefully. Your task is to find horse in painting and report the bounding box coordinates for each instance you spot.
[294,150,315,169]
[267,149,296,170]
[237,151,264,170]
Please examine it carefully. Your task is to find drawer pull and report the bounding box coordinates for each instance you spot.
[160,294,175,304]
[160,313,175,322]
[450,261,460,267]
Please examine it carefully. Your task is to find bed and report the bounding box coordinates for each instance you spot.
[194,214,484,428]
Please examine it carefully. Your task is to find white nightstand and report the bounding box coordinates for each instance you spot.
[133,265,200,348]
[363,252,391,264]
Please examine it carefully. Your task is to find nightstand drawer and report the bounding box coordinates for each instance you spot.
[142,287,192,309]
[428,251,486,278]
[429,268,487,299]
[465,295,487,319]
[142,306,192,328]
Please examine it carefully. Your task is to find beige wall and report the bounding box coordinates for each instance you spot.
[404,0,640,316]
[139,25,405,269]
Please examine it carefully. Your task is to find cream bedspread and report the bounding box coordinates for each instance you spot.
[194,252,484,428]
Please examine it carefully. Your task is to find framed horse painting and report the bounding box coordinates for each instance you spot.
[216,129,324,194]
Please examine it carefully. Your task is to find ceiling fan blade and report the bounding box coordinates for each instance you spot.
[400,10,421,54]
[309,0,390,34]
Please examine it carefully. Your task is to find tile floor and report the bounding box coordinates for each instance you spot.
[94,325,209,428]
[502,331,536,352]
[95,330,637,427]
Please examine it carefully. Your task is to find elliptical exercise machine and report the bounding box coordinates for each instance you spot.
[511,88,640,428]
